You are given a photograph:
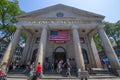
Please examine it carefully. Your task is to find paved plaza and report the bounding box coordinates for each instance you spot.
[7,78,120,80]
[6,72,120,80]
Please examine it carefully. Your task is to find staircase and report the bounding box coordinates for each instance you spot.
[90,68,118,79]
[7,68,119,79]
[43,68,77,77]
[8,69,25,74]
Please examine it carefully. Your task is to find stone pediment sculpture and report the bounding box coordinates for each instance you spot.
[16,4,104,20]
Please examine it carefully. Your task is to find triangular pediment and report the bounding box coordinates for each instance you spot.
[16,4,104,19]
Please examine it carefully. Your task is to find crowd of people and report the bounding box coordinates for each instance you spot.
[0,57,112,80]
[24,62,42,80]
[43,58,77,77]
[56,59,72,77]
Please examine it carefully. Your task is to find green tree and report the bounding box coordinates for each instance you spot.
[0,0,25,42]
[93,33,103,51]
[104,21,120,47]
[93,21,120,51]
[114,20,120,46]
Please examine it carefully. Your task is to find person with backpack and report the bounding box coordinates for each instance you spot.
[63,59,71,77]
[28,62,35,80]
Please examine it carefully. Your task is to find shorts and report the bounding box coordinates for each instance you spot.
[36,73,41,78]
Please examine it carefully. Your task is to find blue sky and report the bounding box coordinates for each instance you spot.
[18,0,120,23]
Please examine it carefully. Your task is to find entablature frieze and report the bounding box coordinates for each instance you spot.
[17,17,102,25]
[17,17,103,21]
[16,22,100,30]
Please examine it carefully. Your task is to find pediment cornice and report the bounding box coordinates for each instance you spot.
[16,4,105,20]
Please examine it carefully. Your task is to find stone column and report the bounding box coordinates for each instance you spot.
[25,35,35,63]
[90,37,102,68]
[20,33,32,65]
[72,26,88,78]
[98,26,120,75]
[1,28,22,70]
[85,35,96,67]
[36,27,47,71]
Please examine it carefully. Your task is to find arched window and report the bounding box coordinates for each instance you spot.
[53,46,66,63]
[82,48,89,64]
[55,47,65,52]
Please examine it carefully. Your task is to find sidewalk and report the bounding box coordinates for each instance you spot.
[7,78,120,80]
[7,74,120,80]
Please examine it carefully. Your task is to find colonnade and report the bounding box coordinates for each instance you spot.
[1,25,120,76]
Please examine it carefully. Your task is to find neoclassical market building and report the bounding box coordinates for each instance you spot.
[1,4,120,76]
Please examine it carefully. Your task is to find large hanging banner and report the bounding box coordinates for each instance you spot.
[49,30,70,42]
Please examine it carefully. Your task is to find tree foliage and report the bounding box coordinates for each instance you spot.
[104,21,120,47]
[0,0,25,42]
[94,20,120,51]
[93,33,103,51]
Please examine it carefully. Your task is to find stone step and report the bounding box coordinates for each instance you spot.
[7,68,118,79]
[7,74,27,79]
[7,73,119,79]
[8,69,25,74]
[91,69,116,77]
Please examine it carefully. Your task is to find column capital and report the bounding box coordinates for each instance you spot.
[42,25,48,29]
[72,25,79,30]
[16,25,23,29]
[16,28,23,30]
[97,24,105,30]
[26,32,32,37]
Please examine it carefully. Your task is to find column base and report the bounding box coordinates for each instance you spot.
[78,71,89,79]
[40,72,44,78]
[116,70,120,76]
[111,68,120,76]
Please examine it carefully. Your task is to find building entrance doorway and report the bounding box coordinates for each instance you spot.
[31,49,38,63]
[54,52,66,62]
[53,47,66,69]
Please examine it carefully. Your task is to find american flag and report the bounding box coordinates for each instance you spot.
[49,30,70,42]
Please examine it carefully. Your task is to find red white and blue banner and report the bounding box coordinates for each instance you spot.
[49,30,70,42]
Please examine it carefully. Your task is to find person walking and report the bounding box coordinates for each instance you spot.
[101,58,106,69]
[63,59,71,77]
[28,62,35,80]
[57,60,63,74]
[35,62,42,80]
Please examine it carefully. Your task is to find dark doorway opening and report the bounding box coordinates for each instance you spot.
[31,49,38,63]
[53,47,66,69]
[82,48,89,64]
[54,52,66,62]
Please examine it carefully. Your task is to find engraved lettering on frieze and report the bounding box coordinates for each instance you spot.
[28,20,92,24]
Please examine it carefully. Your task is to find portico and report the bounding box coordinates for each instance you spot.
[1,4,120,76]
